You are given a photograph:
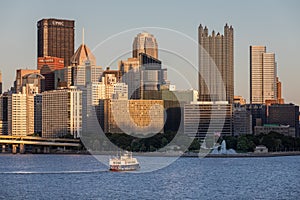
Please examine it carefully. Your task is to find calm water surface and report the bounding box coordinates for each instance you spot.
[0,154,299,200]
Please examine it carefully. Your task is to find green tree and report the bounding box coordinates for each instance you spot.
[161,137,169,147]
[149,145,156,152]
[188,139,200,151]
[261,134,281,151]
[140,144,147,152]
[223,136,238,150]
[237,135,255,152]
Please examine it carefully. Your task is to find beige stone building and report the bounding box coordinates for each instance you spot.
[100,99,164,135]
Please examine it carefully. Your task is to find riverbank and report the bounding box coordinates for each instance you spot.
[2,150,300,158]
[186,151,300,158]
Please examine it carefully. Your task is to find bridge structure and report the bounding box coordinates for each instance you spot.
[0,135,82,154]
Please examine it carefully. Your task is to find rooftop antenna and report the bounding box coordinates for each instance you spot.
[82,27,85,45]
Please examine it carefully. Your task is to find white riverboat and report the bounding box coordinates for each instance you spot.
[109,151,140,171]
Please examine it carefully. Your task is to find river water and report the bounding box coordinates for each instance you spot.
[0,154,299,199]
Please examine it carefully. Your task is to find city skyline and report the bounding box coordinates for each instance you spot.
[0,1,299,105]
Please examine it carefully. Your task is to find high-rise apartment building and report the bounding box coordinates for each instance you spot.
[37,18,75,67]
[198,24,234,104]
[250,46,277,104]
[133,32,158,59]
[42,87,82,138]
[8,93,27,136]
[8,76,40,136]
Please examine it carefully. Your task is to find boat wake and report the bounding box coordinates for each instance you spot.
[0,170,107,175]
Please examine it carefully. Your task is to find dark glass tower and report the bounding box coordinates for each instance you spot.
[0,70,2,94]
[37,18,75,67]
[198,24,234,104]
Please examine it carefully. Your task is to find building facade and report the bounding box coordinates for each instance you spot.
[119,53,168,100]
[245,104,267,133]
[162,89,198,104]
[233,106,252,136]
[118,57,141,99]
[255,124,295,137]
[250,46,277,104]
[34,94,42,136]
[234,96,246,106]
[198,24,234,104]
[184,101,233,139]
[37,18,75,67]
[42,87,82,138]
[14,69,40,93]
[100,99,164,135]
[8,93,27,136]
[0,94,8,135]
[37,56,64,71]
[267,104,299,137]
[8,82,39,136]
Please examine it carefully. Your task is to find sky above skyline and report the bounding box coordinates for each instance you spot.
[0,0,299,105]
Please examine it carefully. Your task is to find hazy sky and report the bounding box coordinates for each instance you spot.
[0,0,299,105]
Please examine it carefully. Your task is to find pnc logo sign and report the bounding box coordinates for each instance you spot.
[52,21,64,26]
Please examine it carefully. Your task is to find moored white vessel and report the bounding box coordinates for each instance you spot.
[109,151,140,171]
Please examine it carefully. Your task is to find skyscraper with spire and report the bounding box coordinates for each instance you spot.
[70,29,102,86]
[198,23,234,104]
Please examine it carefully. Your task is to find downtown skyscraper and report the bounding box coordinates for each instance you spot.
[198,24,234,104]
[132,32,158,59]
[250,46,277,104]
[37,18,75,67]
